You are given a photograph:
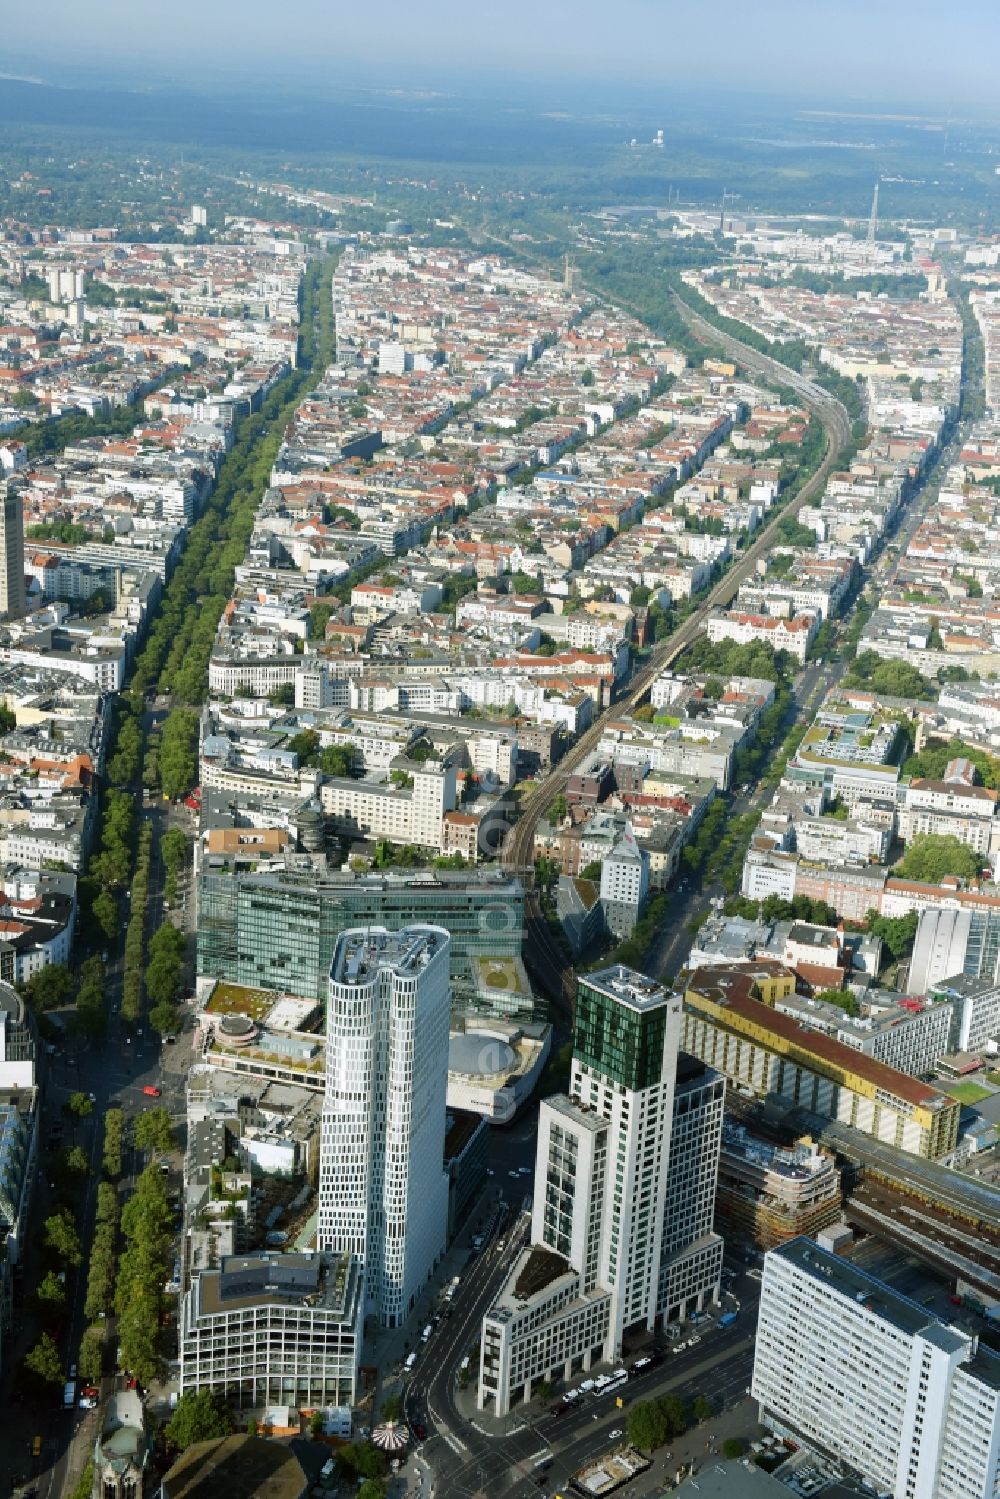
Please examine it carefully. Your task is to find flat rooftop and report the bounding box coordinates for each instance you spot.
[582,964,671,1013]
[444,1108,484,1162]
[471,952,530,997]
[672,1460,791,1498]
[330,923,446,986]
[687,966,956,1115]
[772,1236,942,1338]
[544,1092,611,1136]
[514,1246,571,1300]
[194,1251,356,1318]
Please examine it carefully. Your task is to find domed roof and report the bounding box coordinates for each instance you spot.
[219,1014,255,1039]
[448,1032,515,1078]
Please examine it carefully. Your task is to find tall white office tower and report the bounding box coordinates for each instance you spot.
[565,966,685,1354]
[0,484,26,621]
[658,1053,725,1323]
[480,965,725,1415]
[318,924,451,1328]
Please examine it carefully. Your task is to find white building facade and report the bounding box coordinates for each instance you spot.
[479,966,724,1415]
[318,924,451,1327]
[753,1237,1000,1499]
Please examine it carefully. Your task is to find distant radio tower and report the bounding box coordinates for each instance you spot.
[719,188,728,235]
[866,179,880,250]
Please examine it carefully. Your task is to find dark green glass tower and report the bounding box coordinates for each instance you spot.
[573,967,669,1090]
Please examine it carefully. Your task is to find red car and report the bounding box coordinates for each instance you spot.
[142,1085,161,1098]
[412,1423,427,1442]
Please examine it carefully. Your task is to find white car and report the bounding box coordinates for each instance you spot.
[609,1428,623,1440]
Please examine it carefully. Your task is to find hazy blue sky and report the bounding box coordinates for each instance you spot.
[6,0,999,109]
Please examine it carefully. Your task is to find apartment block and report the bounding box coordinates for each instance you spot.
[753,1237,1000,1499]
[716,1128,841,1251]
[682,965,960,1159]
[0,485,26,621]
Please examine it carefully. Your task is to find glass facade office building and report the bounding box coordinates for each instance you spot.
[573,968,670,1090]
[198,860,525,1002]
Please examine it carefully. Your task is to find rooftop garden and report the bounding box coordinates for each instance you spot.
[205,982,275,1022]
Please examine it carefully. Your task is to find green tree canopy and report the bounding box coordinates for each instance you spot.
[309,601,335,640]
[626,1393,687,1451]
[160,827,190,875]
[24,1331,64,1386]
[165,1390,235,1450]
[337,1444,386,1481]
[548,792,568,827]
[845,650,936,701]
[92,889,119,942]
[894,834,982,885]
[289,729,320,765]
[904,736,1000,790]
[357,1483,387,1499]
[865,909,918,959]
[133,1107,175,1156]
[63,1144,91,1176]
[43,1207,83,1267]
[149,999,182,1037]
[24,962,74,1011]
[36,1269,68,1312]
[812,987,859,1016]
[145,952,181,1008]
[159,709,199,800]
[319,744,356,777]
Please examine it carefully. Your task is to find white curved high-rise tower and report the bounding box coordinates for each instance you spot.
[318,924,451,1328]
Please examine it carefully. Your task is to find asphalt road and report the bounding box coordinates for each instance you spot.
[403,1211,532,1492]
[405,1252,761,1499]
[640,650,845,984]
[1,768,194,1499]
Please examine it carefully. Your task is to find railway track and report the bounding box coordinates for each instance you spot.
[502,302,851,1007]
